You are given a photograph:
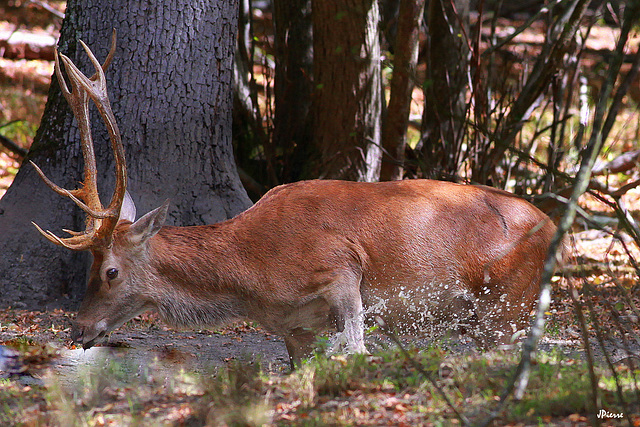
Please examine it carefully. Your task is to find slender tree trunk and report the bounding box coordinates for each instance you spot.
[310,0,382,182]
[0,0,250,309]
[273,0,313,183]
[380,0,425,181]
[420,0,469,179]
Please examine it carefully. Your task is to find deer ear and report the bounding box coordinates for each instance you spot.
[128,199,170,245]
[119,191,137,223]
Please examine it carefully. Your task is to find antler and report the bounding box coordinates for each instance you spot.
[32,30,127,251]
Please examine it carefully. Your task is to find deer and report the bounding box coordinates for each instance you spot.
[33,36,558,368]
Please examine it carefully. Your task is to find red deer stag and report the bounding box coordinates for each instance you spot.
[34,37,557,367]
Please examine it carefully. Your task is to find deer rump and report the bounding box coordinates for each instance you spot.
[136,179,555,364]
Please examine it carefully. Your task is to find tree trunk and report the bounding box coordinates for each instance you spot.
[273,0,313,183]
[420,0,469,179]
[0,0,250,309]
[310,0,382,182]
[380,0,425,181]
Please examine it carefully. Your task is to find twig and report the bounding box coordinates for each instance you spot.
[480,0,592,182]
[559,263,637,276]
[518,0,637,397]
[610,179,640,198]
[601,33,640,145]
[605,274,640,345]
[0,133,28,158]
[509,144,640,199]
[25,0,65,19]
[478,3,640,426]
[481,0,563,57]
[592,150,640,176]
[614,234,640,287]
[582,276,634,426]
[567,270,601,425]
[613,198,640,246]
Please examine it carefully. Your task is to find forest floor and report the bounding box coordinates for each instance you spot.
[1,271,639,426]
[2,1,640,426]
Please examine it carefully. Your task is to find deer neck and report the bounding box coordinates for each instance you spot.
[143,223,249,329]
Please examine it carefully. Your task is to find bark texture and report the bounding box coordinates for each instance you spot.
[273,0,313,183]
[310,0,382,182]
[0,0,250,309]
[420,0,469,178]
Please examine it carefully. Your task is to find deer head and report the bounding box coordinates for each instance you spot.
[32,33,171,347]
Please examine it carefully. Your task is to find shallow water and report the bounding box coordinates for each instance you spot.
[47,329,291,389]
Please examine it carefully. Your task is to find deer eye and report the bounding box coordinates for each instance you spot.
[106,268,119,280]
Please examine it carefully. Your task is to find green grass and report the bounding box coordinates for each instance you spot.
[0,342,637,426]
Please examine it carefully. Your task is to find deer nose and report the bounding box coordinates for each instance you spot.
[70,323,85,344]
[71,319,108,349]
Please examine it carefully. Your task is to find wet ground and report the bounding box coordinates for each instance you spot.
[0,310,292,387]
[47,328,290,390]
[1,306,637,392]
[55,326,291,377]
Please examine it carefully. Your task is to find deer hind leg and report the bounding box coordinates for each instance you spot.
[331,295,367,354]
[443,292,477,338]
[471,316,516,348]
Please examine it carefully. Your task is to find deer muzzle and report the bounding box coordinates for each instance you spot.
[71,319,108,350]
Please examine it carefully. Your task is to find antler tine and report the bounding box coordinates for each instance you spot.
[62,229,84,236]
[101,29,117,73]
[31,160,109,218]
[34,34,126,250]
[61,45,105,93]
[62,37,128,225]
[31,221,96,251]
[55,42,102,213]
[30,160,81,198]
[54,48,71,99]
[53,32,114,106]
[54,30,116,112]
[31,158,96,248]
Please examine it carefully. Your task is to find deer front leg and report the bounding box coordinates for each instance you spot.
[329,289,367,355]
[284,328,317,369]
[284,295,367,368]
[283,272,367,367]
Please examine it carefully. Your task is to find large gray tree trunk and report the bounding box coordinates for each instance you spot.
[0,0,250,309]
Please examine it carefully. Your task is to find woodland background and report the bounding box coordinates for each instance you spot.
[1,0,640,425]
